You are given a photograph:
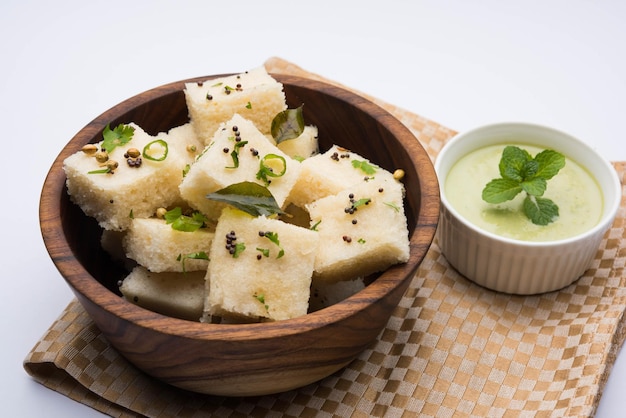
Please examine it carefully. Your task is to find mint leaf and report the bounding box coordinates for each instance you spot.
[482,178,523,203]
[521,177,547,197]
[483,145,565,226]
[534,149,566,180]
[520,159,539,180]
[499,146,532,181]
[523,195,559,225]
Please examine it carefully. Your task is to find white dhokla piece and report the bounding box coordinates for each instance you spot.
[277,125,319,160]
[179,114,301,220]
[184,67,286,144]
[120,266,205,321]
[64,122,202,231]
[308,277,366,313]
[205,208,319,321]
[123,217,213,273]
[288,145,396,208]
[306,176,410,283]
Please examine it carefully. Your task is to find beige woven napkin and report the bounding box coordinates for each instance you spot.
[24,57,626,417]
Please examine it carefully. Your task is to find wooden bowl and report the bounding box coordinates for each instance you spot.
[39,74,439,396]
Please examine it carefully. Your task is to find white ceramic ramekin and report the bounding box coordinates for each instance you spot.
[435,122,621,294]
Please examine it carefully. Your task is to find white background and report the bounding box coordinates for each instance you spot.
[1,1,624,416]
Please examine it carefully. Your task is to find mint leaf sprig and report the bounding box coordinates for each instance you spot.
[481,145,565,226]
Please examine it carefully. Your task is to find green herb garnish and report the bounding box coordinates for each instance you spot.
[143,139,168,161]
[206,181,285,217]
[256,247,270,258]
[246,101,252,109]
[101,123,135,153]
[384,202,401,212]
[225,139,248,169]
[164,207,208,232]
[271,106,304,144]
[256,154,287,186]
[351,159,377,175]
[482,145,565,226]
[232,242,246,258]
[87,167,112,174]
[177,251,209,273]
[253,293,269,311]
[260,231,284,259]
[353,198,372,209]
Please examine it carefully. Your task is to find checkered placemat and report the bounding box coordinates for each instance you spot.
[24,57,626,417]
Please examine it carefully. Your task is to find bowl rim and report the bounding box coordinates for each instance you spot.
[40,73,440,340]
[434,121,622,248]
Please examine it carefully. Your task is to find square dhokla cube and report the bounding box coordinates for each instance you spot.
[306,175,410,283]
[120,266,205,321]
[184,66,286,144]
[287,145,396,208]
[123,217,213,273]
[276,125,319,160]
[179,114,301,220]
[63,122,201,231]
[205,207,319,321]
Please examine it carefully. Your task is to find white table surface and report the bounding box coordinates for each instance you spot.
[1,1,624,416]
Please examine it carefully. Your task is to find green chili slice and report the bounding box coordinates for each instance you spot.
[256,154,286,186]
[143,139,168,161]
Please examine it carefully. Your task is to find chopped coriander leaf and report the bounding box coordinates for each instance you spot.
[164,207,208,232]
[253,293,269,311]
[351,159,377,175]
[256,247,270,257]
[246,101,252,109]
[232,242,246,258]
[225,139,248,169]
[101,123,134,153]
[177,251,209,273]
[260,231,284,258]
